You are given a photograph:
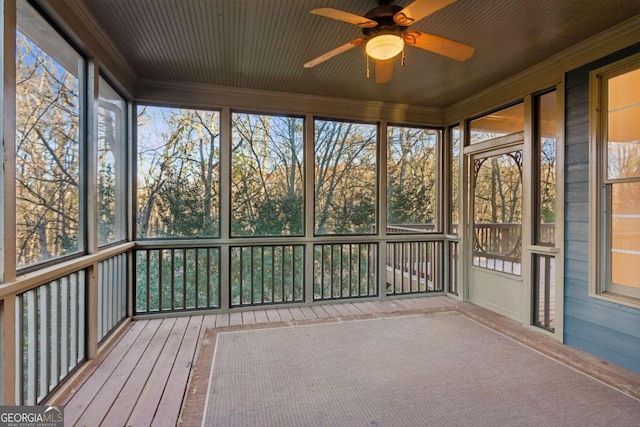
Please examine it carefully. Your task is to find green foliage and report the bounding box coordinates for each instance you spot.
[98,163,116,244]
[229,246,304,306]
[387,126,438,228]
[136,248,220,313]
[231,113,304,236]
[137,107,220,238]
[314,120,377,234]
[313,244,377,299]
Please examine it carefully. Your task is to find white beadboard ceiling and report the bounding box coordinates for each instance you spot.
[79,0,640,108]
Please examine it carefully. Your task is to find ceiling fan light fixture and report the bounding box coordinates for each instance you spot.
[365,34,404,60]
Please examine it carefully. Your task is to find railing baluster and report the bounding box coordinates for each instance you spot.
[423,242,428,288]
[249,246,255,305]
[26,290,36,405]
[417,242,422,283]
[38,285,49,402]
[329,245,334,299]
[271,246,276,303]
[170,249,175,311]
[192,249,199,308]
[238,247,244,306]
[410,242,416,292]
[106,262,111,336]
[206,248,212,308]
[78,272,86,365]
[145,251,151,312]
[15,295,24,405]
[107,258,112,334]
[102,261,108,338]
[69,273,78,369]
[50,281,59,390]
[391,243,397,295]
[60,277,69,379]
[107,258,114,336]
[291,246,296,302]
[182,249,187,310]
[281,246,286,302]
[261,247,266,304]
[118,255,124,321]
[357,245,361,297]
[432,242,437,288]
[347,244,352,297]
[98,262,104,341]
[158,250,164,311]
[544,255,551,327]
[339,244,344,298]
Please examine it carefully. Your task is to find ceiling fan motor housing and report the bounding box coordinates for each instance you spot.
[362,4,408,38]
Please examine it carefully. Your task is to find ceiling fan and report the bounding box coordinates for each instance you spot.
[303,0,474,83]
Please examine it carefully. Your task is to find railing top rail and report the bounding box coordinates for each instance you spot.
[387,224,435,230]
[474,223,555,228]
[0,242,134,299]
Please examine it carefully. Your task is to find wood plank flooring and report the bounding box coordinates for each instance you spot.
[59,296,457,426]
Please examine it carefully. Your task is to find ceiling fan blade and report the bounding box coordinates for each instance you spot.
[405,31,474,61]
[311,8,378,28]
[303,38,365,68]
[394,0,457,26]
[375,59,394,84]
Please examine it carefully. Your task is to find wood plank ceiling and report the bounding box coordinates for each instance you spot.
[80,0,640,108]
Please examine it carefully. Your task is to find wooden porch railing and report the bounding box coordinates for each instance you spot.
[2,229,455,405]
[473,223,555,259]
[1,243,133,405]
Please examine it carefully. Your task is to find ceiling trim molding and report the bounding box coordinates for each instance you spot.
[37,0,137,97]
[136,80,446,126]
[557,14,640,72]
[445,14,640,124]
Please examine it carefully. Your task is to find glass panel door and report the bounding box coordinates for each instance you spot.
[467,147,524,321]
[473,151,523,275]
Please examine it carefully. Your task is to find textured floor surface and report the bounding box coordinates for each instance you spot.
[200,312,640,427]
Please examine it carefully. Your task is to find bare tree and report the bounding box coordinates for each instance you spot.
[15,32,80,266]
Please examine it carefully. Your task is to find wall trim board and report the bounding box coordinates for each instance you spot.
[135,79,446,126]
[445,15,640,124]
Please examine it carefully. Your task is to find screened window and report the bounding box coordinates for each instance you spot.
[98,77,126,245]
[314,119,377,235]
[136,106,220,238]
[533,90,558,331]
[450,125,461,234]
[470,103,524,144]
[596,60,640,300]
[473,151,523,275]
[535,91,557,245]
[387,125,439,234]
[15,2,84,267]
[231,113,304,237]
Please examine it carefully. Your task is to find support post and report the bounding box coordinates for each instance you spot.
[304,114,315,304]
[219,107,231,309]
[85,61,100,359]
[378,121,388,299]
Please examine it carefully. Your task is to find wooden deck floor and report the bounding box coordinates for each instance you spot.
[59,296,458,427]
